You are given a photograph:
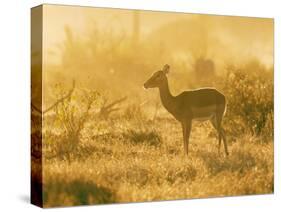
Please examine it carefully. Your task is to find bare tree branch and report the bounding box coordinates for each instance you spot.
[99,96,127,119]
[31,80,76,115]
[103,96,127,110]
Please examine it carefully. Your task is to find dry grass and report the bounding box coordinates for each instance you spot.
[42,117,273,207]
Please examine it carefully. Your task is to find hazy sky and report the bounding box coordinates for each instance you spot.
[43,5,192,49]
[42,4,273,67]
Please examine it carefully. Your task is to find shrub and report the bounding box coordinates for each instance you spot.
[123,128,162,146]
[123,104,147,121]
[44,85,101,159]
[222,62,273,138]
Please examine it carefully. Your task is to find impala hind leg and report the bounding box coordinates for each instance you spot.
[211,117,221,154]
[217,119,228,156]
[211,117,228,156]
[222,129,229,156]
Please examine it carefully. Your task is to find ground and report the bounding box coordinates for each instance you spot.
[42,115,273,207]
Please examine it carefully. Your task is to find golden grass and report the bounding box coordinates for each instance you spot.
[42,117,273,207]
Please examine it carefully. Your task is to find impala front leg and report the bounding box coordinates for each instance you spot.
[181,123,186,155]
[182,120,192,156]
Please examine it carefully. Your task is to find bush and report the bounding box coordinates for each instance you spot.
[123,104,147,121]
[123,128,162,146]
[44,85,101,159]
[222,62,273,138]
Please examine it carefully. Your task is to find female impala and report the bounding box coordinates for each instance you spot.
[144,64,229,156]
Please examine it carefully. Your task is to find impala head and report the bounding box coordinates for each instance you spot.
[144,64,170,89]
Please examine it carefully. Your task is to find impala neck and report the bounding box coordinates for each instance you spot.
[158,78,175,112]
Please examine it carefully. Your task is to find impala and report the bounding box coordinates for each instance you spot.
[144,64,229,156]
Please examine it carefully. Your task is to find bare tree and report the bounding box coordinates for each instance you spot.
[99,96,127,119]
[31,80,75,115]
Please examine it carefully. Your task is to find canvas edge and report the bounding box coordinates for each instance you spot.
[31,4,43,208]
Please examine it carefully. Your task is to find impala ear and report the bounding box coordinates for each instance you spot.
[163,64,170,74]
